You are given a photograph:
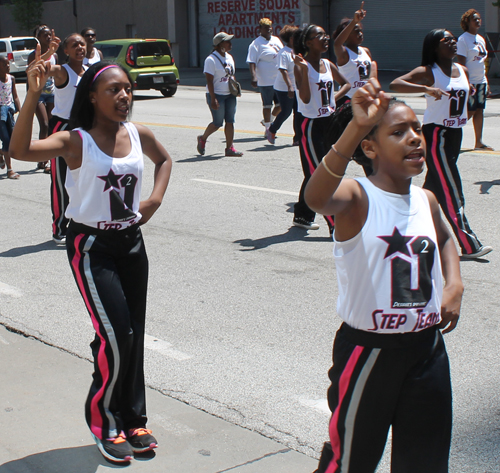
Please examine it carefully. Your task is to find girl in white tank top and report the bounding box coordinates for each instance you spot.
[291,24,350,232]
[304,79,463,473]
[390,28,491,259]
[333,3,375,102]
[11,57,173,462]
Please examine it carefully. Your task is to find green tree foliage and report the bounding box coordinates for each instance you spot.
[8,0,44,34]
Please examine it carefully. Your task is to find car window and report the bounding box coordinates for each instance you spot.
[96,44,123,59]
[0,42,6,53]
[136,42,171,57]
[11,39,37,51]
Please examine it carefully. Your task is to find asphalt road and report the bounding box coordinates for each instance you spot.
[1,82,500,472]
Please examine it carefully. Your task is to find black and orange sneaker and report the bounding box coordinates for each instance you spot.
[127,427,158,453]
[91,431,133,463]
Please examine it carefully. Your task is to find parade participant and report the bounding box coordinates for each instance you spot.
[305,79,463,473]
[390,29,492,259]
[45,33,87,244]
[81,27,104,66]
[457,9,493,150]
[10,51,172,463]
[292,24,350,232]
[197,32,243,157]
[333,1,376,106]
[0,56,21,179]
[28,25,58,173]
[246,17,283,132]
[266,25,299,145]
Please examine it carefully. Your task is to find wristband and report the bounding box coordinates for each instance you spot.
[331,144,352,162]
[321,159,345,179]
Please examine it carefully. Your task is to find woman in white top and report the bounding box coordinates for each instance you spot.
[333,1,376,106]
[292,24,350,233]
[197,32,243,157]
[81,27,103,66]
[457,9,492,150]
[390,29,492,259]
[266,25,299,145]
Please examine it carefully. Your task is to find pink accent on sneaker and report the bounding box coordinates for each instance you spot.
[225,146,243,157]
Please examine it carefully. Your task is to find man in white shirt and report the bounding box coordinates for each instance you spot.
[246,18,283,131]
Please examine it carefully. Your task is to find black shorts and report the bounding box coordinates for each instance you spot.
[468,83,487,111]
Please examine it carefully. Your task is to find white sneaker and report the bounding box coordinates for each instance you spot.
[461,246,493,259]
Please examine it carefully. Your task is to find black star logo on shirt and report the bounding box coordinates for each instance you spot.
[448,88,459,99]
[98,169,123,191]
[316,79,327,91]
[378,227,412,258]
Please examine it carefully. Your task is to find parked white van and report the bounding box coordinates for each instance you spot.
[0,36,38,75]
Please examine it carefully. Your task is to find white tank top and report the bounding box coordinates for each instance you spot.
[0,74,13,106]
[83,48,101,66]
[52,64,87,120]
[297,59,336,119]
[65,122,144,230]
[338,47,372,98]
[333,178,443,333]
[423,63,468,128]
[42,55,57,95]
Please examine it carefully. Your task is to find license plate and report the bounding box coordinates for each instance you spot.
[153,76,164,83]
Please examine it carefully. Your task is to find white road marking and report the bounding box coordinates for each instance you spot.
[144,334,192,361]
[192,178,296,196]
[299,398,331,416]
[0,282,23,298]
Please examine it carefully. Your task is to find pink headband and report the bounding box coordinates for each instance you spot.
[92,65,119,84]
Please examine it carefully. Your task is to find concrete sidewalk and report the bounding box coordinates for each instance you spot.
[0,324,317,472]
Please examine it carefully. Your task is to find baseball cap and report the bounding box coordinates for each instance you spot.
[213,32,234,46]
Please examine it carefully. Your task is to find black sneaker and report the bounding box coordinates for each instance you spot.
[126,427,158,453]
[461,245,493,259]
[293,217,320,230]
[92,432,133,463]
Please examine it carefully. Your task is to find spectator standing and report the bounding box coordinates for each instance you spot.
[266,25,299,145]
[197,32,243,157]
[247,18,283,133]
[457,9,493,150]
[0,56,20,179]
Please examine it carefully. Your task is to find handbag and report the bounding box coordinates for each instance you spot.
[211,53,242,97]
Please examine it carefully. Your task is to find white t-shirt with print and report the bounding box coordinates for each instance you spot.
[203,51,235,95]
[457,32,488,84]
[246,35,283,86]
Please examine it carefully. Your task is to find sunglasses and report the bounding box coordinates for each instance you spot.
[314,33,330,40]
[84,33,96,38]
[440,36,457,44]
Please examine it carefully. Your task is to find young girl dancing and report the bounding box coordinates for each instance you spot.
[10,49,172,464]
[292,24,350,232]
[333,1,376,106]
[390,29,492,259]
[305,79,463,473]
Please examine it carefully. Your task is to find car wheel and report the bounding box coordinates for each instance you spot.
[160,86,177,97]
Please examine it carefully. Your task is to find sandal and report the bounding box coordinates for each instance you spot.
[7,169,20,180]
[0,155,5,170]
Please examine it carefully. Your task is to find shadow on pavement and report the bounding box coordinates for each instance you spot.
[234,226,331,251]
[474,179,500,194]
[0,445,132,472]
[0,241,64,257]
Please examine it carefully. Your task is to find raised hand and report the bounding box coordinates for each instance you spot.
[293,53,308,69]
[27,44,51,92]
[354,1,366,22]
[350,78,391,128]
[48,29,61,55]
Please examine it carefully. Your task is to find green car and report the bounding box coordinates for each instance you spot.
[95,39,179,97]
